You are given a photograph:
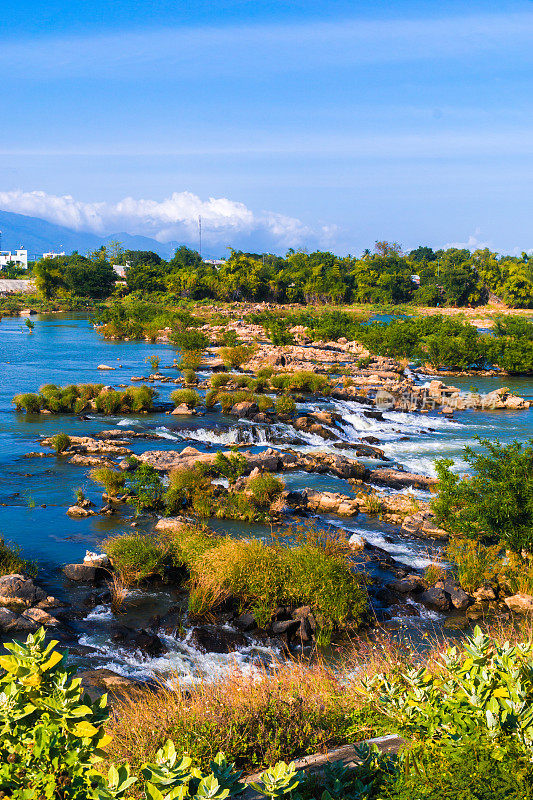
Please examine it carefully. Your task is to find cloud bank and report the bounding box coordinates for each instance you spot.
[0,190,337,253]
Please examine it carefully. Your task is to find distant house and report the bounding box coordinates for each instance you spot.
[42,251,66,259]
[0,249,28,270]
[113,264,127,279]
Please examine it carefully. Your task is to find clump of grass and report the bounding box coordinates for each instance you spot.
[182,368,197,384]
[102,532,169,585]
[210,373,231,390]
[106,660,378,777]
[145,354,161,372]
[423,561,446,587]
[246,473,283,507]
[50,432,71,453]
[0,537,36,577]
[219,344,257,370]
[275,395,296,415]
[89,466,126,496]
[13,383,155,415]
[12,393,42,413]
[217,391,273,413]
[446,537,502,593]
[170,389,201,409]
[270,371,331,395]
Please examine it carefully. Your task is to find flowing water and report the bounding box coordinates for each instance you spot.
[1,314,532,682]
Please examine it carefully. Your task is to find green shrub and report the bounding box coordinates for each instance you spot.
[213,450,247,483]
[246,473,283,507]
[125,463,164,515]
[433,437,533,554]
[219,345,257,369]
[145,354,161,372]
[364,625,533,746]
[89,466,126,496]
[103,532,169,583]
[211,373,231,390]
[205,388,218,408]
[50,432,71,453]
[220,329,239,346]
[164,466,213,515]
[445,537,502,592]
[171,327,209,351]
[384,737,533,800]
[217,390,253,413]
[178,349,203,370]
[256,366,274,379]
[171,388,201,409]
[12,392,42,413]
[275,395,296,415]
[271,371,330,394]
[182,368,197,384]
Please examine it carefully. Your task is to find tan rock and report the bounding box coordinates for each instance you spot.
[504,593,533,613]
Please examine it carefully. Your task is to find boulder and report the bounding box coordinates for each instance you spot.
[504,593,533,614]
[97,364,115,370]
[111,626,168,657]
[419,587,452,612]
[67,505,96,518]
[171,404,195,415]
[189,625,247,654]
[389,575,425,594]
[21,607,60,626]
[234,611,257,632]
[62,564,97,582]
[370,468,437,491]
[229,401,259,418]
[0,607,36,633]
[473,584,497,602]
[0,574,46,609]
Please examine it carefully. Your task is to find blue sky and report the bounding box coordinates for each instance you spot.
[1,0,533,255]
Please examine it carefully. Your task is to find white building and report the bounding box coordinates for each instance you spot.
[42,251,66,259]
[0,250,28,270]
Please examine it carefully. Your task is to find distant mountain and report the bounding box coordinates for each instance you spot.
[0,210,180,260]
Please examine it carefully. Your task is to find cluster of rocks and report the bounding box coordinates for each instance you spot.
[0,574,62,634]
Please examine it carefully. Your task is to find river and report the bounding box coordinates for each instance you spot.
[1,313,532,682]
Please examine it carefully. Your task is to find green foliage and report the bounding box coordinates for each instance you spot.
[384,737,533,800]
[182,369,197,384]
[365,625,533,746]
[89,467,126,497]
[213,451,247,484]
[34,251,116,299]
[126,463,164,515]
[50,432,71,453]
[12,392,42,413]
[0,627,111,798]
[271,371,330,394]
[13,384,155,415]
[246,473,283,507]
[210,374,231,390]
[25,318,35,332]
[433,437,533,553]
[262,318,295,346]
[249,761,303,799]
[103,532,168,584]
[145,355,161,373]
[275,395,296,415]
[445,538,502,593]
[171,389,201,409]
[171,328,209,352]
[219,345,256,370]
[0,537,35,577]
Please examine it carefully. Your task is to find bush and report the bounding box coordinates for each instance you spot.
[275,395,296,415]
[89,466,126,496]
[164,466,213,515]
[256,366,274,379]
[211,373,231,390]
[205,388,218,409]
[12,392,41,413]
[364,625,533,746]
[213,450,247,484]
[178,349,203,371]
[219,345,257,370]
[171,388,201,409]
[103,532,169,584]
[182,368,197,384]
[0,537,35,577]
[246,473,283,507]
[384,737,533,800]
[145,354,161,372]
[125,463,164,515]
[445,537,502,592]
[271,371,330,394]
[50,432,71,453]
[433,437,533,554]
[171,327,209,352]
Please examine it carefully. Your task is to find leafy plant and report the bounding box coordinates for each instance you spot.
[219,345,257,370]
[275,395,296,415]
[145,355,161,373]
[50,432,72,453]
[171,389,201,409]
[433,437,533,554]
[126,463,164,515]
[89,467,126,497]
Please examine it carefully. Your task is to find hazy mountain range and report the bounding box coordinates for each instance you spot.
[0,209,187,260]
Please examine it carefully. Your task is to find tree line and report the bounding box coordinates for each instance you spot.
[31,240,533,307]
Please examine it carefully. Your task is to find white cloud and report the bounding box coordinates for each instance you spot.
[444,229,493,251]
[0,189,333,252]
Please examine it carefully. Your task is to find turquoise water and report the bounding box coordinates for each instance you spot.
[1,313,532,679]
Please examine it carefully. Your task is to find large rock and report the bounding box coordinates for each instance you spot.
[0,575,46,609]
[0,607,36,632]
[389,575,425,594]
[67,505,96,518]
[189,625,247,654]
[63,564,97,582]
[419,587,452,612]
[504,593,533,614]
[111,626,167,657]
[369,468,437,491]
[229,401,259,418]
